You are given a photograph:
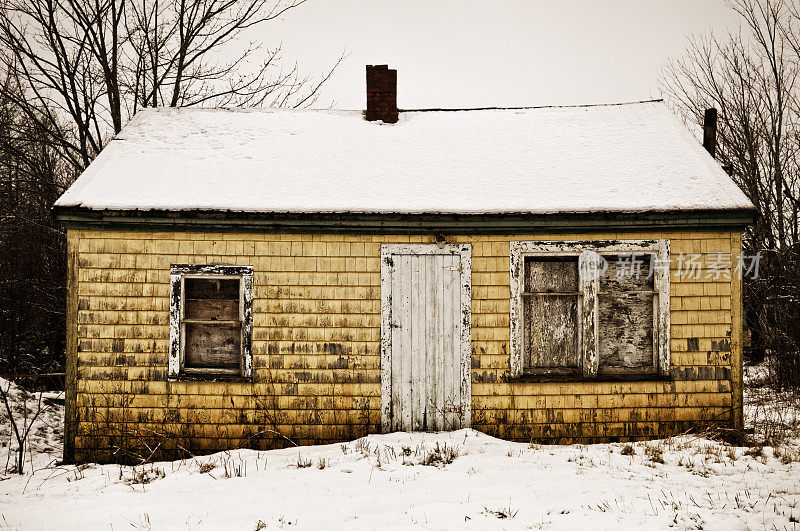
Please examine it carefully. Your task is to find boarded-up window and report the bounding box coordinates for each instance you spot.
[598,255,656,374]
[183,278,242,371]
[168,265,253,378]
[523,257,579,373]
[510,241,670,379]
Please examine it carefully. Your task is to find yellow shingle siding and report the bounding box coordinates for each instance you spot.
[68,230,742,461]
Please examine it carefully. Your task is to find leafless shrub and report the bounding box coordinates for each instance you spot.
[745,381,800,444]
[0,381,44,474]
[701,425,755,447]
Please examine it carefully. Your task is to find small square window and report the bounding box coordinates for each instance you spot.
[168,265,253,378]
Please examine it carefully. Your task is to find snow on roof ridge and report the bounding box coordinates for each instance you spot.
[399,98,665,112]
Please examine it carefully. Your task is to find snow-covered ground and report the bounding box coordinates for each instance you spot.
[0,373,798,530]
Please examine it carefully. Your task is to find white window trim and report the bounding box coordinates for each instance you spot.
[168,264,254,379]
[509,240,670,379]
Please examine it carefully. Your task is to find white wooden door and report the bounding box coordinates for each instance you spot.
[380,244,471,432]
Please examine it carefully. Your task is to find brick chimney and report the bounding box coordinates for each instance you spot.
[702,108,717,158]
[365,65,398,124]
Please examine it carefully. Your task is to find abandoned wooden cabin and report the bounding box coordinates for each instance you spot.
[54,65,756,463]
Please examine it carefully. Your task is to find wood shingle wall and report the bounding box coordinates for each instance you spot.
[66,230,742,462]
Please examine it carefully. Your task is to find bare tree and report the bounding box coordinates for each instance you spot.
[0,0,341,378]
[661,0,800,386]
[0,67,72,377]
[0,0,342,172]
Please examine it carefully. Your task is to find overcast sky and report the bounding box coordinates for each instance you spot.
[254,1,741,109]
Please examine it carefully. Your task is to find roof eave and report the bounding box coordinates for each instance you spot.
[52,206,757,235]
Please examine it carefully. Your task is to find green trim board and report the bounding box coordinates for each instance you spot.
[53,207,756,234]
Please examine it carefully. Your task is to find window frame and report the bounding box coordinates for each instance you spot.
[509,240,670,379]
[168,264,254,379]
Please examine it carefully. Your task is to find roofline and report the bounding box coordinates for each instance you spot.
[53,206,756,235]
[125,99,666,115]
[398,99,665,113]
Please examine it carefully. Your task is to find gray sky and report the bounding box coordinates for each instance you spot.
[255,1,740,109]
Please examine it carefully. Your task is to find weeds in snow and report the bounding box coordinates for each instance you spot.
[420,442,461,467]
[354,437,370,455]
[221,453,246,478]
[66,463,90,482]
[620,444,636,456]
[725,445,737,462]
[125,465,165,485]
[295,454,312,469]
[645,444,665,464]
[126,511,152,530]
[483,500,518,519]
[197,461,216,474]
[256,516,295,528]
[744,446,763,458]
[778,446,800,464]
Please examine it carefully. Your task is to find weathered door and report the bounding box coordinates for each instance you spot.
[380,244,472,432]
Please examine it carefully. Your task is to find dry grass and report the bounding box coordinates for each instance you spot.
[620,444,636,456]
[125,465,165,485]
[644,443,665,464]
[294,454,312,469]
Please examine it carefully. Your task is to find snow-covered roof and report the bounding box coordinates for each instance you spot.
[54,101,754,215]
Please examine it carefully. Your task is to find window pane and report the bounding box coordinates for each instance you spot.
[599,255,654,371]
[184,278,239,320]
[184,322,241,369]
[523,257,579,370]
[600,255,654,291]
[525,256,578,292]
